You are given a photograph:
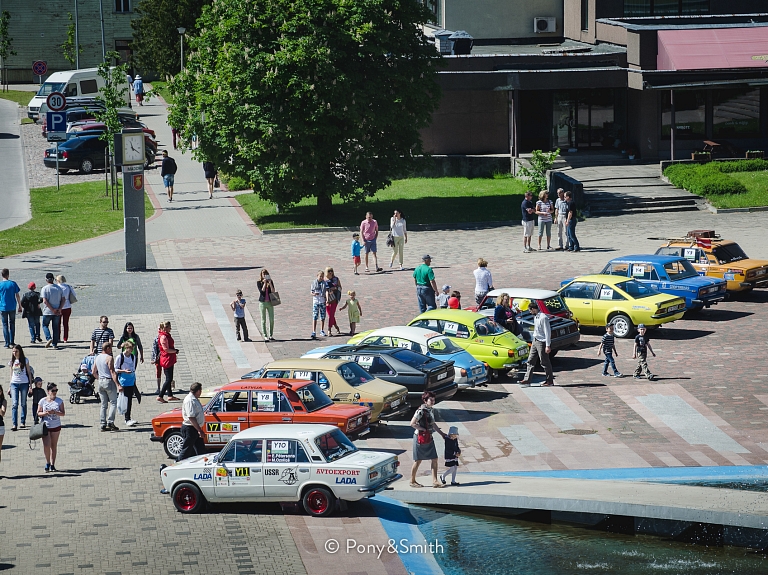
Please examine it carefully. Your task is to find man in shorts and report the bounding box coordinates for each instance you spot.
[521,191,535,253]
[160,150,177,202]
[310,270,327,339]
[360,212,382,273]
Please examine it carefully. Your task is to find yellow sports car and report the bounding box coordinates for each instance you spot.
[407,309,529,375]
[558,274,686,338]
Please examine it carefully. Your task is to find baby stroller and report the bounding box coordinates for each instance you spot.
[69,357,97,404]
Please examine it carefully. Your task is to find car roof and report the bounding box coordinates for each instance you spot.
[486,288,560,299]
[264,358,352,369]
[665,239,735,247]
[357,326,447,341]
[562,274,634,286]
[608,254,684,265]
[234,423,337,440]
[217,378,314,391]
[412,309,485,323]
[324,345,409,356]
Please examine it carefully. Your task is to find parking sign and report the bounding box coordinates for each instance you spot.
[46,112,67,142]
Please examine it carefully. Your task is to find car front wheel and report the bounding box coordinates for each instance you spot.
[302,486,336,517]
[172,482,205,513]
[79,158,94,174]
[611,314,634,338]
[163,430,183,459]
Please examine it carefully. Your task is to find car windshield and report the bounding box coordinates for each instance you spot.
[296,383,335,412]
[542,296,567,312]
[391,349,443,370]
[613,280,660,299]
[315,428,358,462]
[663,259,699,281]
[474,317,506,335]
[337,362,374,387]
[36,82,66,96]
[713,243,748,264]
[426,337,463,355]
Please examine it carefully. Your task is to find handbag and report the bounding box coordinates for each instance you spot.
[29,422,48,441]
[117,392,128,415]
[68,287,77,304]
[214,177,220,189]
[268,291,281,306]
[417,430,432,445]
[386,232,394,248]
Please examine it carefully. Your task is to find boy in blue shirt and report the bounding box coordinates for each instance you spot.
[351,233,362,275]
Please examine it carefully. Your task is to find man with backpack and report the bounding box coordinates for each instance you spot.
[160,150,178,202]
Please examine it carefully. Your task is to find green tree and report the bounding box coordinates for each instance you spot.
[131,0,211,77]
[95,52,130,205]
[61,13,83,69]
[168,0,442,214]
[0,10,16,92]
[516,149,560,192]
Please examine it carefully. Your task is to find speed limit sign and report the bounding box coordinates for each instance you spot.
[46,92,66,112]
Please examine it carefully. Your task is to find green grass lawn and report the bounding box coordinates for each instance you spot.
[709,171,768,209]
[0,89,36,107]
[0,181,154,257]
[148,81,172,104]
[236,177,529,230]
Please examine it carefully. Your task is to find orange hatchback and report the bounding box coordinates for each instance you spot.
[150,379,371,459]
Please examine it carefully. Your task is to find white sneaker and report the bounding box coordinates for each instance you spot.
[320,330,327,337]
[127,419,137,427]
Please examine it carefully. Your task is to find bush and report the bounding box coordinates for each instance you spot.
[664,162,751,196]
[715,159,768,173]
[225,176,250,191]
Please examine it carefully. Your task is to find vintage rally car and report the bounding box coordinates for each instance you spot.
[312,326,488,389]
[407,309,530,376]
[469,288,580,357]
[243,358,410,423]
[558,274,686,338]
[150,380,371,459]
[599,255,726,310]
[301,345,458,402]
[656,230,768,293]
[160,424,402,516]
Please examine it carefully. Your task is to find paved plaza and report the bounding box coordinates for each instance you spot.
[1,96,768,574]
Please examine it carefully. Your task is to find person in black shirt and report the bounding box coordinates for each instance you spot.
[20,282,42,344]
[160,150,177,202]
[29,377,46,425]
[520,191,535,253]
[565,191,580,252]
[597,324,622,378]
[439,426,462,486]
[633,324,656,380]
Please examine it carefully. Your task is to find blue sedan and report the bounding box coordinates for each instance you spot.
[599,255,727,310]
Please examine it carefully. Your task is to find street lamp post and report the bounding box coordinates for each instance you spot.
[74,0,80,69]
[177,27,186,70]
[98,0,105,61]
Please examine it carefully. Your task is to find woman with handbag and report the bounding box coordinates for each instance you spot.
[389,210,407,270]
[56,275,76,343]
[116,341,140,427]
[37,382,65,472]
[257,269,277,341]
[324,267,343,337]
[7,344,33,431]
[203,161,218,200]
[157,322,180,403]
[409,391,447,488]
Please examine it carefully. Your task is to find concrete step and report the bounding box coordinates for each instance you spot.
[588,205,701,217]
[586,194,698,205]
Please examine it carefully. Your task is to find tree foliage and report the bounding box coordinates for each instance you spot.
[95,52,129,154]
[0,10,16,90]
[61,13,83,69]
[516,149,560,192]
[168,0,442,213]
[131,0,211,77]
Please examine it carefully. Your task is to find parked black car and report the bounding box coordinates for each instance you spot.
[43,133,107,174]
[301,345,458,403]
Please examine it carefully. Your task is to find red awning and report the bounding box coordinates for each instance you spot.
[657,28,768,71]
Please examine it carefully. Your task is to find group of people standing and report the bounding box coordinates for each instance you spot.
[521,188,580,253]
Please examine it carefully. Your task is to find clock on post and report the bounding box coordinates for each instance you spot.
[115,128,147,272]
[114,129,146,167]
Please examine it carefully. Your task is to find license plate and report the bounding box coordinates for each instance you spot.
[390,398,401,408]
[437,372,447,380]
[756,269,767,276]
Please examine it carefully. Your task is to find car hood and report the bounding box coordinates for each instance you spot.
[721,258,768,270]
[168,453,211,469]
[333,449,395,468]
[354,379,408,399]
[323,403,371,418]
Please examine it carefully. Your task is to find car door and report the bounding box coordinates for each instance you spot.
[205,391,251,447]
[213,438,264,499]
[592,284,627,325]
[262,439,313,499]
[560,282,598,325]
[251,389,294,426]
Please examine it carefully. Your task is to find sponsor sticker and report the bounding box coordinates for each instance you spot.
[279,468,299,485]
[271,440,289,454]
[293,371,313,380]
[194,472,212,481]
[215,467,229,486]
[724,273,735,280]
[317,469,361,475]
[336,477,357,484]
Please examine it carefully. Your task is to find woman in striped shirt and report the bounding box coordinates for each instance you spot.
[535,191,554,251]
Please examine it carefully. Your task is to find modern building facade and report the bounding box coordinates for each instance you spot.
[422,0,768,160]
[0,0,137,82]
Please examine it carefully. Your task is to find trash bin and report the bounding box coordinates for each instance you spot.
[432,30,454,55]
[449,31,474,55]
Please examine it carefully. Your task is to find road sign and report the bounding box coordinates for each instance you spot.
[46,112,67,142]
[32,60,47,76]
[46,92,66,112]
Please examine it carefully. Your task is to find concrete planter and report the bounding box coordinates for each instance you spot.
[691,152,711,163]
[746,151,764,159]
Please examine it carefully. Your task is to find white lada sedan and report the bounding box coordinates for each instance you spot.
[160,424,401,517]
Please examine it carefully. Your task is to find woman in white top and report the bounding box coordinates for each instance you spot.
[473,258,494,305]
[38,382,65,472]
[56,275,75,343]
[7,344,32,431]
[389,210,408,270]
[535,191,554,251]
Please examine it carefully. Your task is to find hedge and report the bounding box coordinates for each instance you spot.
[663,162,754,196]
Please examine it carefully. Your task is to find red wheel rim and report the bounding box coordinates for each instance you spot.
[306,490,329,514]
[175,487,197,511]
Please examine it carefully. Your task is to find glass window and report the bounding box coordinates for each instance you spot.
[624,0,651,16]
[221,391,248,412]
[663,259,699,280]
[478,296,496,311]
[391,349,443,369]
[426,337,463,355]
[366,356,394,375]
[473,317,506,336]
[629,263,658,281]
[361,336,392,347]
[115,0,130,12]
[315,429,358,462]
[681,0,709,15]
[542,296,568,313]
[265,439,302,463]
[712,244,748,264]
[602,262,630,277]
[206,392,224,413]
[219,439,261,463]
[336,362,375,386]
[598,286,627,301]
[442,320,470,339]
[581,0,589,30]
[713,88,760,138]
[654,0,679,15]
[64,83,78,97]
[662,91,705,139]
[561,282,597,300]
[614,280,660,299]
[251,390,293,413]
[624,0,709,16]
[36,82,66,97]
[80,79,98,94]
[656,247,682,257]
[262,369,291,379]
[296,383,334,412]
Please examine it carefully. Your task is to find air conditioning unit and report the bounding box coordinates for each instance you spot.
[534,17,556,33]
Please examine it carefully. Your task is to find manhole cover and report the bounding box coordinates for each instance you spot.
[559,429,597,435]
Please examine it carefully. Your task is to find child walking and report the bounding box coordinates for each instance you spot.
[29,377,46,425]
[440,426,461,486]
[597,324,623,378]
[339,291,363,336]
[351,233,362,275]
[633,324,656,380]
[230,290,250,341]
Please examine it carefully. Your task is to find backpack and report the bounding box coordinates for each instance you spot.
[167,157,177,175]
[151,336,160,364]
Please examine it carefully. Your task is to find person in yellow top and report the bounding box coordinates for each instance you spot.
[339,291,363,336]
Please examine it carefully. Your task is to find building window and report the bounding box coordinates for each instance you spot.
[713,88,760,138]
[421,0,438,25]
[553,89,621,150]
[581,0,589,31]
[624,0,709,16]
[661,90,706,139]
[115,0,130,13]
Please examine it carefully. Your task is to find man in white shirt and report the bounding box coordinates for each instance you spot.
[177,382,206,461]
[517,303,554,386]
[554,188,568,251]
[473,258,494,305]
[40,273,63,349]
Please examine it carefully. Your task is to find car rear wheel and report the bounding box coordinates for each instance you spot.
[302,486,336,517]
[79,158,94,174]
[163,430,184,459]
[172,482,205,513]
[611,314,634,338]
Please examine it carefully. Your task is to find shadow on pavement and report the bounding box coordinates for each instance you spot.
[143,265,261,273]
[456,389,510,402]
[0,133,20,139]
[686,310,753,322]
[4,467,130,479]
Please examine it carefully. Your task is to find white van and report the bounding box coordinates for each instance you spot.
[27,67,132,119]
